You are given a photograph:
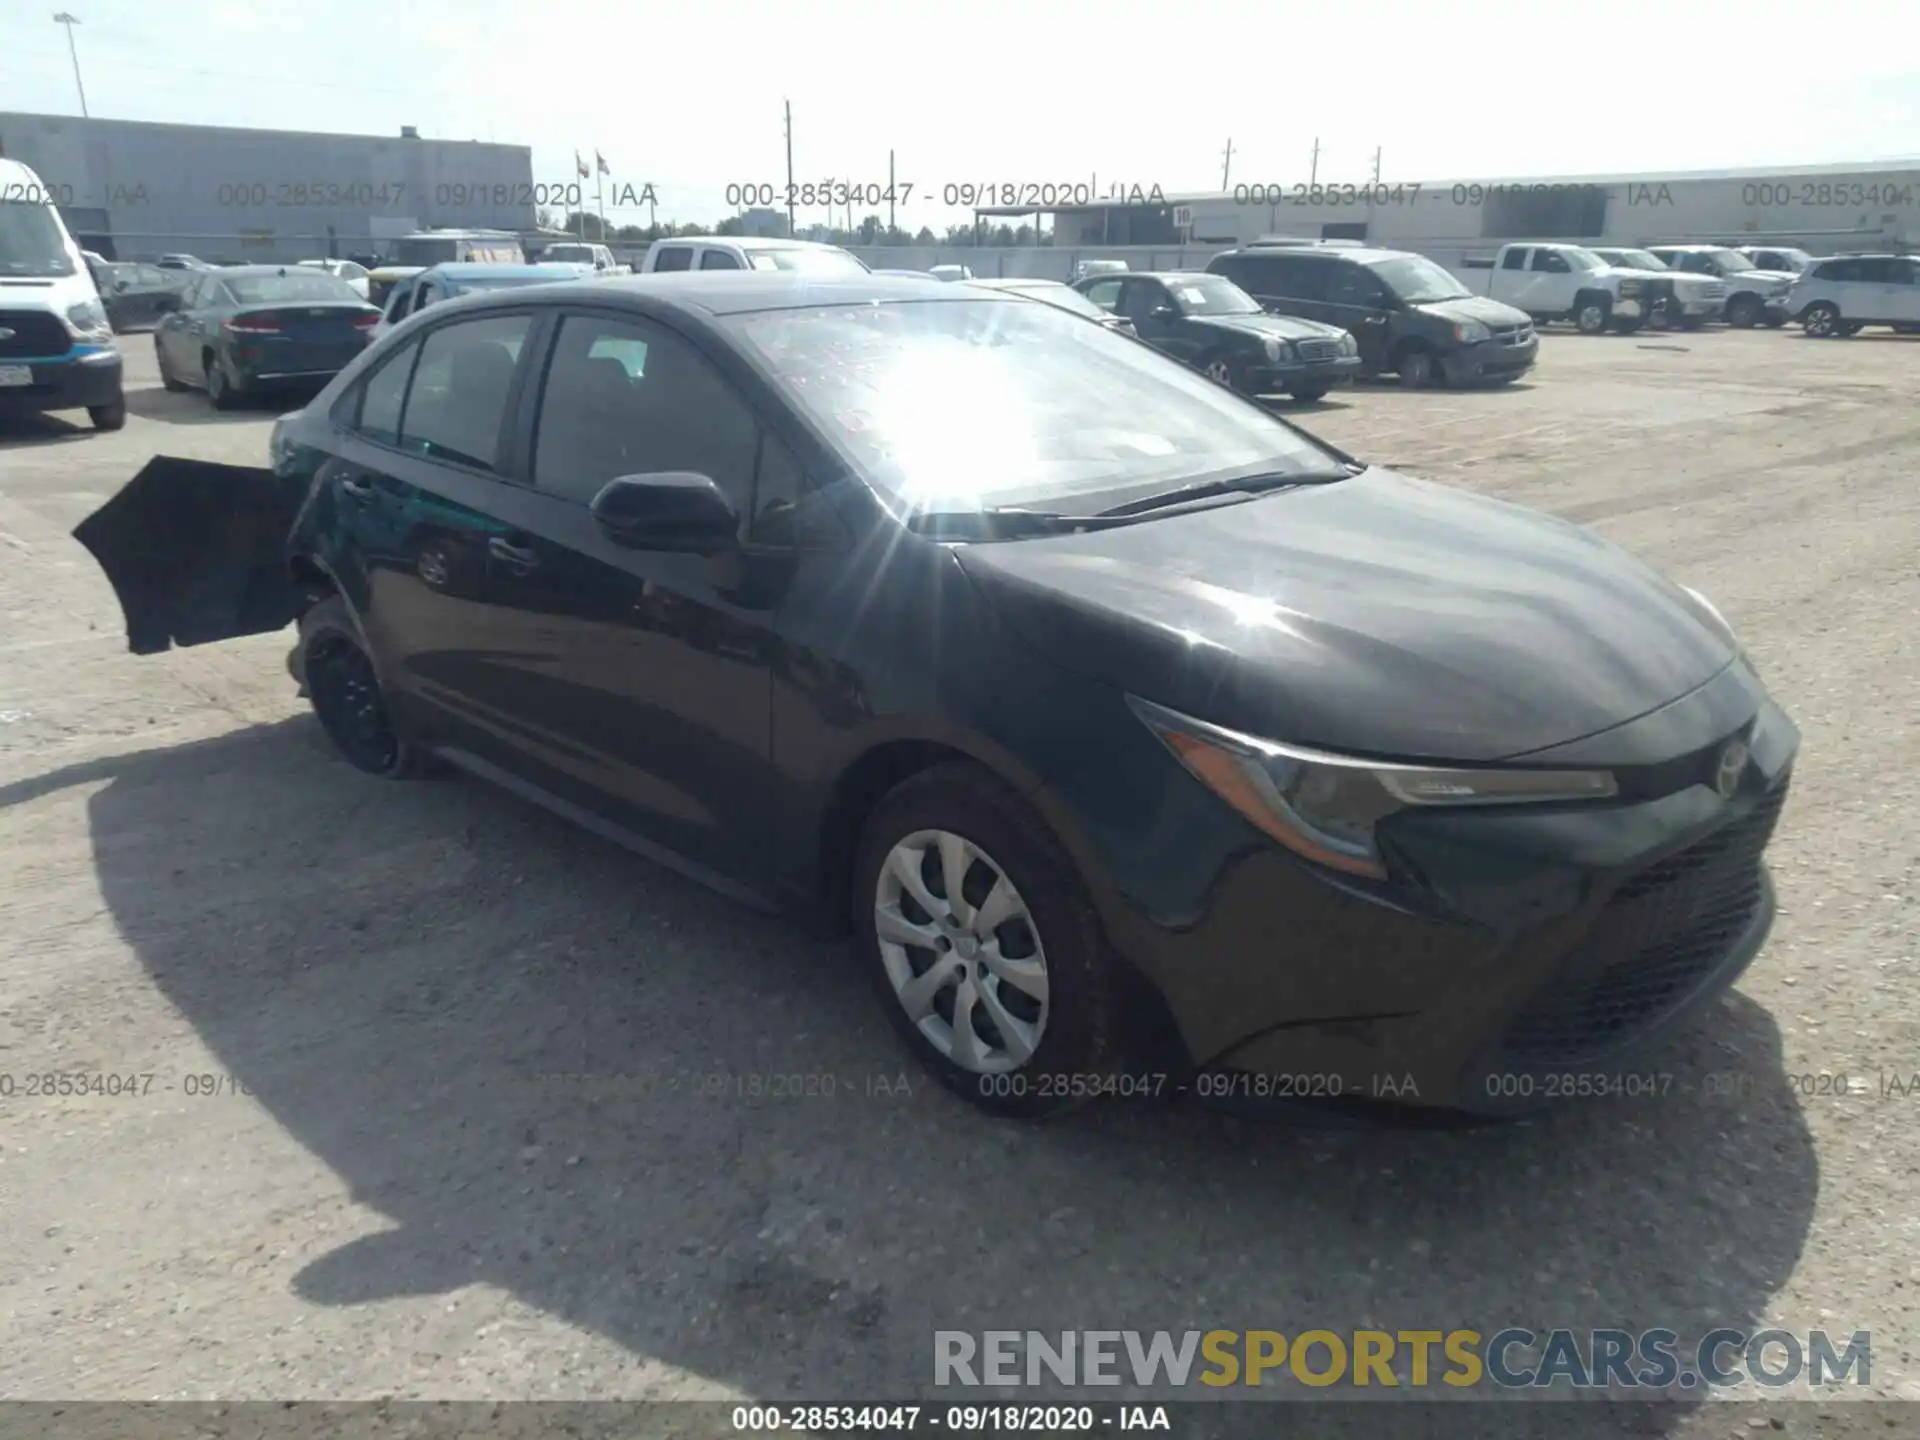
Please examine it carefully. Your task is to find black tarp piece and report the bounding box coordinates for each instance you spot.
[71,456,310,655]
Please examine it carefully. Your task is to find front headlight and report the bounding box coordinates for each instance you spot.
[1453,319,1490,344]
[66,299,112,340]
[1338,332,1358,355]
[1619,279,1645,297]
[1130,696,1618,880]
[1263,337,1288,362]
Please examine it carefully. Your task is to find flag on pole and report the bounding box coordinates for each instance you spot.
[596,151,610,176]
[575,151,589,179]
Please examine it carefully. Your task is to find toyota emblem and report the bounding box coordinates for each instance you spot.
[1714,739,1750,799]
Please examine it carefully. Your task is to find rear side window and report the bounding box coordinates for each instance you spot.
[652,246,693,272]
[1813,258,1857,282]
[399,314,533,473]
[351,337,421,446]
[1259,255,1328,301]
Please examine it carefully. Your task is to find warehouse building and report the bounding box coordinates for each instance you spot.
[988,158,1920,260]
[0,111,536,263]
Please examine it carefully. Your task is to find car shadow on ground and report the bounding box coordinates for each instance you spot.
[4,716,1820,1430]
[0,412,109,448]
[122,385,266,426]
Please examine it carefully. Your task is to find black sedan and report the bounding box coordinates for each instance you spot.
[76,273,1798,1121]
[1075,271,1360,401]
[154,266,381,409]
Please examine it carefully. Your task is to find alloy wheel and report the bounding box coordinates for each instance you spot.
[872,828,1049,1073]
[1203,358,1234,386]
[1576,303,1607,334]
[1803,304,1838,337]
[306,633,400,774]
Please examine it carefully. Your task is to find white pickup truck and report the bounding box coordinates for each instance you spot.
[1458,242,1676,335]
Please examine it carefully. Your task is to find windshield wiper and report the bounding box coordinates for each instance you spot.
[903,507,1087,539]
[1095,465,1361,519]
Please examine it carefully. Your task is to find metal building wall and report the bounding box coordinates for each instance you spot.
[0,112,536,261]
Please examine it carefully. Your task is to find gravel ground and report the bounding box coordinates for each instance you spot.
[0,327,1916,1439]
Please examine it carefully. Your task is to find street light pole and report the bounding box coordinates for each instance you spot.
[52,13,89,119]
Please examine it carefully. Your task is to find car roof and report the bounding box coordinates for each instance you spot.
[204,264,359,279]
[429,271,1017,317]
[1225,245,1404,265]
[1125,271,1221,282]
[651,236,848,253]
[970,277,1066,287]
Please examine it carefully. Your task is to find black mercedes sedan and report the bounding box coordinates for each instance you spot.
[153,265,381,408]
[76,273,1798,1121]
[1074,271,1360,401]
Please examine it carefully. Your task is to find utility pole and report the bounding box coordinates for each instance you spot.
[1371,147,1382,184]
[1221,138,1233,191]
[888,149,896,233]
[52,13,89,119]
[783,100,795,238]
[1309,137,1320,186]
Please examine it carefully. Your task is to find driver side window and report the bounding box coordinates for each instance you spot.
[1118,280,1166,325]
[1530,249,1571,273]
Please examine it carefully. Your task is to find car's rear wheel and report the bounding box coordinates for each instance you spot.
[853,762,1120,1118]
[156,340,188,392]
[88,400,126,431]
[1395,344,1436,388]
[1801,302,1841,337]
[205,353,243,410]
[299,597,432,779]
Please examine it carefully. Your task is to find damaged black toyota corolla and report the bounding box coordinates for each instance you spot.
[74,273,1799,1120]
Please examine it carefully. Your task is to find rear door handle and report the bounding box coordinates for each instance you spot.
[488,536,541,573]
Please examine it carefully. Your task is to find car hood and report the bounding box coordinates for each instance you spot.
[1732,269,1797,287]
[956,468,1734,763]
[1411,294,1531,327]
[1187,312,1348,343]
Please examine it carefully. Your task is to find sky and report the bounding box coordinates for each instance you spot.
[3,0,1918,233]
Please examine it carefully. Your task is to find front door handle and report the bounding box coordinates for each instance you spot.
[487,536,541,574]
[338,475,374,498]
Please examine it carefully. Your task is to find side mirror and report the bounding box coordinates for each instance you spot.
[590,472,739,553]
[1150,304,1178,323]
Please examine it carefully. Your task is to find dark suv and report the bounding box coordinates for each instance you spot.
[1206,244,1536,388]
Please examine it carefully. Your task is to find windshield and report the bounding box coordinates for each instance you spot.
[391,238,461,266]
[1697,248,1757,274]
[226,272,364,304]
[1606,249,1668,271]
[0,200,78,278]
[1165,276,1263,316]
[545,245,593,262]
[1561,247,1609,272]
[745,247,870,275]
[1764,248,1812,271]
[1367,255,1471,303]
[725,298,1337,514]
[997,282,1109,320]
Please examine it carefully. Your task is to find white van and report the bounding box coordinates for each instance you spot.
[639,236,868,275]
[0,158,125,430]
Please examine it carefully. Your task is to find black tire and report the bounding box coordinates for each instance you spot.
[298,596,433,779]
[1726,294,1762,329]
[1395,345,1436,388]
[852,761,1121,1118]
[1677,314,1708,331]
[1288,383,1330,402]
[205,352,242,411]
[1199,351,1248,394]
[1836,322,1863,338]
[88,400,127,431]
[1801,302,1841,338]
[156,340,188,392]
[1573,296,1610,335]
[1609,316,1644,335]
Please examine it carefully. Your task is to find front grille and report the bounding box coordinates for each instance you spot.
[0,309,73,359]
[1490,324,1532,346]
[1497,776,1790,1065]
[1296,339,1340,361]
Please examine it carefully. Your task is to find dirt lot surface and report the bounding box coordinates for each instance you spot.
[2,328,1917,1438]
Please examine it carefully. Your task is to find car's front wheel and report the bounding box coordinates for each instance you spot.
[156,339,188,392]
[1395,344,1437,388]
[1574,298,1610,335]
[853,762,1120,1117]
[1801,302,1842,337]
[1288,383,1330,402]
[1726,294,1762,328]
[88,400,126,431]
[299,597,433,779]
[1200,353,1246,393]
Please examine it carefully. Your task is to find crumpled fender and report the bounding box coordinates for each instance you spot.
[71,455,310,655]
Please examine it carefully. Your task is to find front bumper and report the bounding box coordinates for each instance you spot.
[1444,334,1537,384]
[1050,662,1800,1119]
[1244,353,1362,394]
[0,345,124,413]
[1761,294,1792,317]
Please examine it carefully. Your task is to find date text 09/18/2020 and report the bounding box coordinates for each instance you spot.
[724,182,1169,210]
